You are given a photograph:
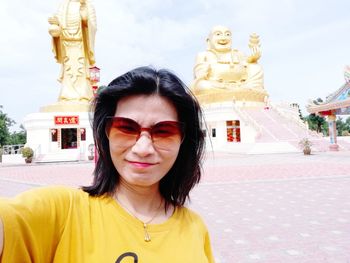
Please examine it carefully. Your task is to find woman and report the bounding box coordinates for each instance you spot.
[0,67,215,262]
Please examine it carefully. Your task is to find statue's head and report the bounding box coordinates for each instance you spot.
[207,26,232,52]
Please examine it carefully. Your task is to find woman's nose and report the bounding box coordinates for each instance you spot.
[131,132,156,156]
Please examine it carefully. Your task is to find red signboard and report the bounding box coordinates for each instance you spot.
[319,110,333,116]
[54,116,79,125]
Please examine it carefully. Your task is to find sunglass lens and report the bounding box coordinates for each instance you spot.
[152,122,182,138]
[112,118,140,135]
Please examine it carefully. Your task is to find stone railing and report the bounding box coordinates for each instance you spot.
[270,102,323,138]
[1,144,25,164]
[2,144,25,155]
[271,102,306,128]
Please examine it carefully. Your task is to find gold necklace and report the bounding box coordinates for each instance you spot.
[115,195,163,242]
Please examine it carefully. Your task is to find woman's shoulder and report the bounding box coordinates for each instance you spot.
[174,206,210,237]
[0,187,92,228]
[2,186,88,206]
[20,185,80,197]
[177,206,207,225]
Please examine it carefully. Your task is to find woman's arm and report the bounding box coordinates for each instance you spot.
[0,187,71,261]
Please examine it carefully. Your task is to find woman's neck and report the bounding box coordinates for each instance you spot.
[114,181,172,224]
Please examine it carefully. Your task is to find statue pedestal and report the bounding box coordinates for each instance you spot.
[329,144,339,151]
[40,101,92,113]
[23,107,94,163]
[194,87,268,105]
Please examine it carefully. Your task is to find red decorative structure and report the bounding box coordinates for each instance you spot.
[89,66,101,96]
[89,66,100,82]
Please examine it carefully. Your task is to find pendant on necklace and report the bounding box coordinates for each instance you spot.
[143,223,151,242]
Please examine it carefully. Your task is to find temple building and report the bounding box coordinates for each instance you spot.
[307,66,350,151]
[23,0,99,162]
[191,26,349,153]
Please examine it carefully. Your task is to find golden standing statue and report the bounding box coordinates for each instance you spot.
[48,0,96,102]
[192,26,268,104]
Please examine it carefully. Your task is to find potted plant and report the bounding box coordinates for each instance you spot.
[299,138,312,155]
[88,143,95,161]
[22,147,34,163]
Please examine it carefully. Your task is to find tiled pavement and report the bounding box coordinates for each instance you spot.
[1,151,350,262]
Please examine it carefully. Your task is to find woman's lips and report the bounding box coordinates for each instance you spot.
[128,161,155,168]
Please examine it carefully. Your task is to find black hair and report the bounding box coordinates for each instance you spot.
[82,66,205,208]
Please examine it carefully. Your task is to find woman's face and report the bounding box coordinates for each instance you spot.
[107,95,181,190]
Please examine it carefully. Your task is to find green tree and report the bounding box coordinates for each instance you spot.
[303,98,330,135]
[0,105,15,146]
[322,121,329,136]
[345,117,350,131]
[305,114,328,135]
[8,124,26,145]
[336,116,350,136]
[336,117,345,136]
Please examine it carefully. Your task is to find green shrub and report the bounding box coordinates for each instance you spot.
[298,138,312,149]
[22,147,34,158]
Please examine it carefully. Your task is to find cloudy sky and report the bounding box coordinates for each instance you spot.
[1,0,349,131]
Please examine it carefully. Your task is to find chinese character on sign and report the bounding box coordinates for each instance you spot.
[69,117,77,124]
[56,117,63,124]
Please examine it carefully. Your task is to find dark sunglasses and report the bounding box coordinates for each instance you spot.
[105,117,185,150]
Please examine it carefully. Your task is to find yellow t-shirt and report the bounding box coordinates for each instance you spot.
[0,186,215,263]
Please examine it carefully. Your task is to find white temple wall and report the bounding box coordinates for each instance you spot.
[202,102,257,150]
[240,125,256,143]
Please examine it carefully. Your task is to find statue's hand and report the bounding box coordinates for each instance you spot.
[204,63,211,76]
[48,16,59,26]
[248,45,261,63]
[195,63,211,80]
[48,16,61,37]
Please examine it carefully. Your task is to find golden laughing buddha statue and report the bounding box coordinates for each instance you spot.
[191,26,268,104]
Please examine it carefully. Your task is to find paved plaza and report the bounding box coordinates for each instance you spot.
[1,151,350,262]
